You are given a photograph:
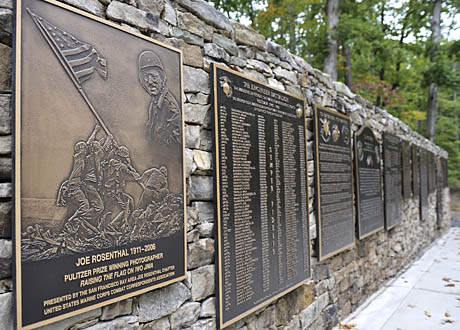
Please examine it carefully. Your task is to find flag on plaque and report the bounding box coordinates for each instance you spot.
[26,8,107,85]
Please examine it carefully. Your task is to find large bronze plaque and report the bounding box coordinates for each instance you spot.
[212,65,310,329]
[411,145,420,199]
[15,1,186,328]
[313,105,354,259]
[383,133,403,229]
[420,149,429,221]
[402,141,412,199]
[354,126,384,238]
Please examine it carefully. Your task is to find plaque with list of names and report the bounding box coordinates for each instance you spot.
[441,158,448,188]
[15,0,186,328]
[354,126,384,239]
[436,157,443,226]
[428,152,436,193]
[402,141,412,199]
[313,105,354,260]
[383,133,403,229]
[412,145,420,199]
[212,65,311,329]
[420,149,429,221]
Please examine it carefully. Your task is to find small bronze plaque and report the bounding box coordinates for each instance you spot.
[441,158,448,188]
[428,151,436,193]
[15,1,186,328]
[354,126,384,239]
[420,149,429,221]
[314,105,354,259]
[402,141,412,199]
[411,145,420,199]
[212,65,310,329]
[383,133,403,230]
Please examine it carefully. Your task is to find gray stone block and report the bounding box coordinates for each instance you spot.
[61,0,104,17]
[177,0,233,33]
[138,282,191,322]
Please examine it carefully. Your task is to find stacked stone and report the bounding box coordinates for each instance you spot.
[0,0,12,328]
[0,0,451,329]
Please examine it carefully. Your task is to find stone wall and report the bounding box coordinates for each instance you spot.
[0,0,451,329]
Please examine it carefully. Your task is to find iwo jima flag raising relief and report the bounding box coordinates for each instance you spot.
[15,0,186,328]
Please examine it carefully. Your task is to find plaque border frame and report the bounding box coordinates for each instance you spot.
[354,125,385,240]
[212,64,311,330]
[14,1,188,329]
[314,104,356,261]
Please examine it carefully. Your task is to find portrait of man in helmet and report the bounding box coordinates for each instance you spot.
[138,50,181,144]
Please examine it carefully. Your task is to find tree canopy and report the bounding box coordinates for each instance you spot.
[210,0,460,186]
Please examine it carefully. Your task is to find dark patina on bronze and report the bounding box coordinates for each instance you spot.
[314,105,354,259]
[354,126,384,239]
[212,64,310,329]
[383,132,403,230]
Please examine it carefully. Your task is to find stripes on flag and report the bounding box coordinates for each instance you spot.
[27,8,107,85]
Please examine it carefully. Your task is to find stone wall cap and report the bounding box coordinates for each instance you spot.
[333,81,354,99]
[177,0,233,33]
[233,21,266,50]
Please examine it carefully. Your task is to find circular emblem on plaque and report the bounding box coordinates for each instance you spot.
[219,76,232,97]
[357,140,364,161]
[342,125,350,145]
[296,104,303,119]
[332,124,340,142]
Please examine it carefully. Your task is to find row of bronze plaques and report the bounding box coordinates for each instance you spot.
[14,1,448,329]
[314,105,447,261]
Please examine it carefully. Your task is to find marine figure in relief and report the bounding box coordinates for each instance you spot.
[138,50,181,144]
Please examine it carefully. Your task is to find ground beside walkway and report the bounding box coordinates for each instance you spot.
[334,226,460,330]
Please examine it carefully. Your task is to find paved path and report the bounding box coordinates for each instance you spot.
[334,227,460,330]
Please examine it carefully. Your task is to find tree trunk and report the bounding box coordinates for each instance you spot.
[427,82,438,141]
[426,0,441,142]
[288,3,297,53]
[323,0,339,81]
[343,44,352,87]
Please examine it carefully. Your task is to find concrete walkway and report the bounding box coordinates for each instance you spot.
[334,227,460,330]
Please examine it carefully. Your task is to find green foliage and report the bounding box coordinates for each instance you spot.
[208,0,460,185]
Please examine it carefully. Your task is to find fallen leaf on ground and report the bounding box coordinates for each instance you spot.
[441,319,455,324]
[445,284,456,287]
[339,323,357,329]
[408,304,416,308]
[443,277,451,282]
[456,297,460,301]
[445,312,451,317]
[425,311,432,317]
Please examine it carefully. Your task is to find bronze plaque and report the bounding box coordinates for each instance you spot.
[411,145,420,199]
[420,149,429,221]
[401,141,412,199]
[354,126,384,239]
[441,158,448,188]
[15,1,186,328]
[428,151,436,193]
[212,64,310,329]
[313,105,354,259]
[383,133,403,229]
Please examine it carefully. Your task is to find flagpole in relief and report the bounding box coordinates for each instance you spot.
[26,8,111,135]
